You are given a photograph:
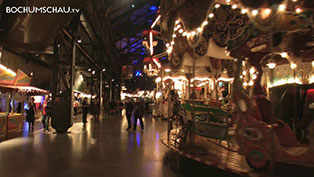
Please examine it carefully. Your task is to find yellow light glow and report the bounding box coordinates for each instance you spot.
[179,29,184,33]
[290,63,297,70]
[261,8,272,19]
[166,43,170,47]
[232,4,237,9]
[167,46,173,54]
[249,67,255,74]
[241,9,248,14]
[171,41,175,45]
[182,32,187,36]
[243,82,248,87]
[215,4,221,8]
[191,31,196,36]
[312,60,314,68]
[226,0,231,3]
[172,34,177,38]
[243,71,247,75]
[209,13,214,18]
[267,63,276,69]
[249,80,254,86]
[251,10,258,16]
[296,8,302,13]
[252,74,257,80]
[280,52,288,58]
[278,4,286,12]
[165,69,171,72]
[155,77,161,83]
[202,21,208,26]
[197,27,203,33]
[175,20,180,24]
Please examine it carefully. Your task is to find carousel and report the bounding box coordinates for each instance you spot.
[152,0,314,176]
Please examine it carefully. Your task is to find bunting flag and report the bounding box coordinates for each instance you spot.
[0,64,16,85]
[13,69,32,86]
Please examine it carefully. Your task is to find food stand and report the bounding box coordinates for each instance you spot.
[0,65,48,140]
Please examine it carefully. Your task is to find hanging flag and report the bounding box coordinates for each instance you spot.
[13,69,31,86]
[0,64,16,85]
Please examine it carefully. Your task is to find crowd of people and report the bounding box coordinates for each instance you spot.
[25,95,146,132]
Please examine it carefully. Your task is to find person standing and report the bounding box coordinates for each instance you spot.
[125,97,134,130]
[42,96,48,130]
[82,97,89,124]
[90,96,100,122]
[133,98,144,131]
[44,96,52,131]
[26,97,36,131]
[73,98,79,116]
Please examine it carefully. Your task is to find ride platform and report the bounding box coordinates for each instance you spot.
[160,131,265,177]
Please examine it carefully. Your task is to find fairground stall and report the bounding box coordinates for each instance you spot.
[152,0,314,176]
[0,65,48,140]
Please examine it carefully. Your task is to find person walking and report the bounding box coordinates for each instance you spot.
[44,96,52,131]
[90,96,100,122]
[133,98,144,131]
[82,97,89,124]
[125,97,134,130]
[26,97,36,131]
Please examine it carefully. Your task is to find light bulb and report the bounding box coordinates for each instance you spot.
[251,10,258,16]
[232,4,237,9]
[296,8,302,13]
[280,52,288,58]
[290,63,297,70]
[241,9,248,14]
[278,4,286,12]
[215,4,221,8]
[202,21,208,26]
[179,29,183,33]
[209,13,214,18]
[197,27,203,33]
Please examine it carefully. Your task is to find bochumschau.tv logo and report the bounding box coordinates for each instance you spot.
[6,6,80,14]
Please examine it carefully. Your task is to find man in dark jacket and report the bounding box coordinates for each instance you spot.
[82,97,89,124]
[125,97,134,130]
[133,98,144,131]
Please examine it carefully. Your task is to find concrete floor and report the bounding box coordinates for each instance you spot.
[0,113,238,177]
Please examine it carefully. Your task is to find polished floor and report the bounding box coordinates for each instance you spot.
[0,112,238,177]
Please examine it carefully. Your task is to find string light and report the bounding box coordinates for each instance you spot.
[167,46,173,54]
[191,31,196,36]
[249,80,254,86]
[175,20,180,24]
[179,29,184,33]
[202,21,208,26]
[226,0,231,3]
[172,34,177,38]
[209,13,214,18]
[252,74,257,80]
[251,10,258,16]
[249,67,255,74]
[295,8,302,13]
[280,52,288,58]
[278,4,286,12]
[166,43,170,47]
[261,8,272,19]
[171,41,175,45]
[215,4,221,8]
[197,27,203,33]
[241,9,248,14]
[312,61,314,68]
[232,4,237,9]
[243,71,247,75]
[182,32,187,36]
[290,63,297,70]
